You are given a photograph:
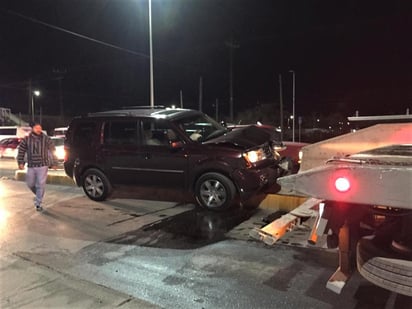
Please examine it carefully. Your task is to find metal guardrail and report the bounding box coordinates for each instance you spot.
[0,107,29,126]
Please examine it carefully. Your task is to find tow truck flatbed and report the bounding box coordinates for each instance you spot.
[253,144,412,296]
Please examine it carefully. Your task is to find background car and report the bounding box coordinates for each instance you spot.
[0,126,31,140]
[51,136,65,162]
[279,141,309,173]
[0,137,21,159]
[53,126,68,138]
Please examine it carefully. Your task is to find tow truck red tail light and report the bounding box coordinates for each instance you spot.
[334,177,351,192]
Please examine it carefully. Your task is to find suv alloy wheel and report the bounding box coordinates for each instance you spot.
[195,172,236,211]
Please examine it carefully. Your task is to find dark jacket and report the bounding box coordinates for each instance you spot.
[17,133,58,167]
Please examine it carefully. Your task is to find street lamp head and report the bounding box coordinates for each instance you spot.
[33,90,40,96]
[289,70,295,73]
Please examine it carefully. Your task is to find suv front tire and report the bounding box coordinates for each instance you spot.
[195,172,236,211]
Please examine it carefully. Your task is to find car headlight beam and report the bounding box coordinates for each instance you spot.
[55,148,66,161]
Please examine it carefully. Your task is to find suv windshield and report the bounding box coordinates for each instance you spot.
[173,114,227,142]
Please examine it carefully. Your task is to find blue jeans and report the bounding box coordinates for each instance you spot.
[26,166,48,207]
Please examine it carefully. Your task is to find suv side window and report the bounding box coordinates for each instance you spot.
[141,119,179,146]
[73,121,96,147]
[104,121,138,145]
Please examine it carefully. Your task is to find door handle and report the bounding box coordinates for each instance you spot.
[144,153,151,160]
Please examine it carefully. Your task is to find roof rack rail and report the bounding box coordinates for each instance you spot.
[121,105,165,110]
[87,111,130,117]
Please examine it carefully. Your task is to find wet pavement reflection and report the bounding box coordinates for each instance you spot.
[108,208,258,249]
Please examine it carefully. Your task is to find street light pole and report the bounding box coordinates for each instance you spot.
[31,90,40,122]
[148,0,154,108]
[229,45,234,122]
[31,95,34,122]
[289,70,296,142]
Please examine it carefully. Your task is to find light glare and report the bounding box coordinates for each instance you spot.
[335,177,351,192]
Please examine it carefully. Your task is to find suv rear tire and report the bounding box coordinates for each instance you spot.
[82,168,112,201]
[195,172,236,211]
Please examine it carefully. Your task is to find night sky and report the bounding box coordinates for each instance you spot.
[1,0,411,120]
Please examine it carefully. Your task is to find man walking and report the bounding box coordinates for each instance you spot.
[17,123,58,211]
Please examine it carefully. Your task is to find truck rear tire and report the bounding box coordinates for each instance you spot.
[357,238,412,296]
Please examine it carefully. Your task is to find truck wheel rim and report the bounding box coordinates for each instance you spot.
[199,180,226,208]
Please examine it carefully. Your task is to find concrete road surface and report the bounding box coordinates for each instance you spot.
[0,178,410,308]
[0,158,19,179]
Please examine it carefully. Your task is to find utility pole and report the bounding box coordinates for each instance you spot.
[28,78,32,115]
[198,76,203,112]
[226,39,239,122]
[53,67,67,121]
[278,74,284,141]
[58,77,64,119]
[215,98,219,121]
[179,90,183,108]
[289,70,296,142]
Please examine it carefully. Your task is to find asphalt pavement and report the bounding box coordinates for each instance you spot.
[0,158,19,179]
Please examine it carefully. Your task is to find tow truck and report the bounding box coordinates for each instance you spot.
[252,142,412,296]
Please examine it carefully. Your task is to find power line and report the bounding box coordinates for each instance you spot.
[7,8,247,83]
[2,9,210,75]
[4,9,150,59]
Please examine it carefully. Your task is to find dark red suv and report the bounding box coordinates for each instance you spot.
[64,107,284,210]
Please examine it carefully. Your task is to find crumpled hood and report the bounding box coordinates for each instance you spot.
[203,125,277,149]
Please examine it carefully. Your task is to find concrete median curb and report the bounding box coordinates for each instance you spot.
[15,169,76,186]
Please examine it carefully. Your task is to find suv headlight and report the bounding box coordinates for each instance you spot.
[243,148,266,164]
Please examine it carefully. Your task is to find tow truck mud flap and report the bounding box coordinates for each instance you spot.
[326,221,351,294]
[249,198,322,245]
